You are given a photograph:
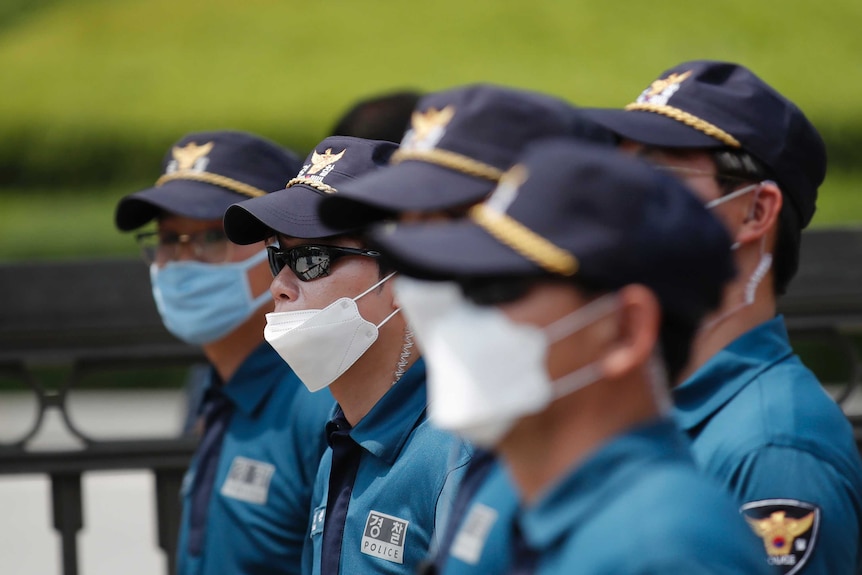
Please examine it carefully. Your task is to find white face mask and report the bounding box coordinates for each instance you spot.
[263,272,399,392]
[394,277,618,448]
[700,182,773,332]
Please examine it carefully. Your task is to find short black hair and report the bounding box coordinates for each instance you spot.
[711,149,799,295]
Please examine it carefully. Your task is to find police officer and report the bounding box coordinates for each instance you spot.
[585,60,862,574]
[318,84,615,575]
[366,139,773,574]
[114,131,335,575]
[221,135,471,575]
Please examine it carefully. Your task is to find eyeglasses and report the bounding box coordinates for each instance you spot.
[458,277,535,306]
[266,244,381,281]
[136,229,232,265]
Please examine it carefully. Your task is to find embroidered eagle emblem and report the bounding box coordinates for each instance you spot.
[172,141,214,171]
[745,510,815,556]
[410,106,455,143]
[307,148,346,175]
[645,71,693,97]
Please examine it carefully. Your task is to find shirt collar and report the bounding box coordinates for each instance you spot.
[672,315,794,431]
[339,358,427,465]
[218,342,288,417]
[518,419,690,550]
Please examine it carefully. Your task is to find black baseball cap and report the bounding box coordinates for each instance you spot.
[318,84,616,230]
[115,130,301,231]
[223,136,398,244]
[584,60,826,229]
[370,140,736,325]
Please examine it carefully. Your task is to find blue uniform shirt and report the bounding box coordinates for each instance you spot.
[303,359,472,575]
[430,455,517,575]
[674,316,862,574]
[177,342,334,575]
[516,419,773,574]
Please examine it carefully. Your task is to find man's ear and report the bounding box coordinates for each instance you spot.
[600,284,661,381]
[736,182,782,246]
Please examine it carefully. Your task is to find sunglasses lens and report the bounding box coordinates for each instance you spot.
[290,246,331,281]
[266,246,284,277]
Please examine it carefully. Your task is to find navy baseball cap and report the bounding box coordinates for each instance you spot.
[317,84,616,229]
[115,130,301,231]
[370,140,736,324]
[584,60,826,229]
[223,136,398,244]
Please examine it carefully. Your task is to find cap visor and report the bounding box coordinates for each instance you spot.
[319,160,496,230]
[115,180,247,231]
[369,219,540,280]
[584,108,728,149]
[224,186,354,244]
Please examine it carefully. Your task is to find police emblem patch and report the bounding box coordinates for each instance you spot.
[450,503,499,565]
[361,510,409,564]
[168,141,214,174]
[635,70,692,106]
[400,105,455,152]
[296,147,346,183]
[741,499,820,575]
[220,456,275,505]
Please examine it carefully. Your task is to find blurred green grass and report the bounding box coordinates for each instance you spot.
[1,0,860,261]
[0,0,860,186]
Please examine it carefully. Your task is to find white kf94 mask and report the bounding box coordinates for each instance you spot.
[264,273,399,392]
[393,276,619,448]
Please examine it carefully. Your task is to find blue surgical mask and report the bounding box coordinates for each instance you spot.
[150,250,270,345]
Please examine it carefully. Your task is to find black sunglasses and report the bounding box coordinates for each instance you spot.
[457,276,536,306]
[266,244,381,281]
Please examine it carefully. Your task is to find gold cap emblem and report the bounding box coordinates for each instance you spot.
[402,105,455,151]
[307,148,346,175]
[745,511,815,556]
[645,71,693,98]
[172,141,214,171]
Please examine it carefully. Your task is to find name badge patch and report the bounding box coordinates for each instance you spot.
[741,498,820,575]
[220,456,275,505]
[310,505,326,538]
[361,510,409,564]
[450,503,499,565]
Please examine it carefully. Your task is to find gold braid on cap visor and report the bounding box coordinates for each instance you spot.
[155,171,268,198]
[391,149,503,182]
[469,204,579,276]
[284,177,338,195]
[624,103,741,149]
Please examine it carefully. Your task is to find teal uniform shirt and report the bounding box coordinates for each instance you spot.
[674,316,862,574]
[302,359,472,575]
[177,342,334,575]
[516,419,773,575]
[432,457,516,575]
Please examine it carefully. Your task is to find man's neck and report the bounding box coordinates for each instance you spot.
[329,323,417,427]
[678,274,777,383]
[203,309,269,383]
[500,372,660,504]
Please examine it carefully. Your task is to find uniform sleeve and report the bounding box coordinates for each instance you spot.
[728,445,860,574]
[433,441,473,553]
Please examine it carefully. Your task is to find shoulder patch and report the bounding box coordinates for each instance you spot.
[741,499,820,575]
[361,510,410,564]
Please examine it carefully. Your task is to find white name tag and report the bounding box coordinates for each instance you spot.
[361,510,409,564]
[451,503,499,564]
[220,456,275,505]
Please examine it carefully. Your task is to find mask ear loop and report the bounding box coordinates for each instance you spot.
[544,293,620,344]
[699,183,773,333]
